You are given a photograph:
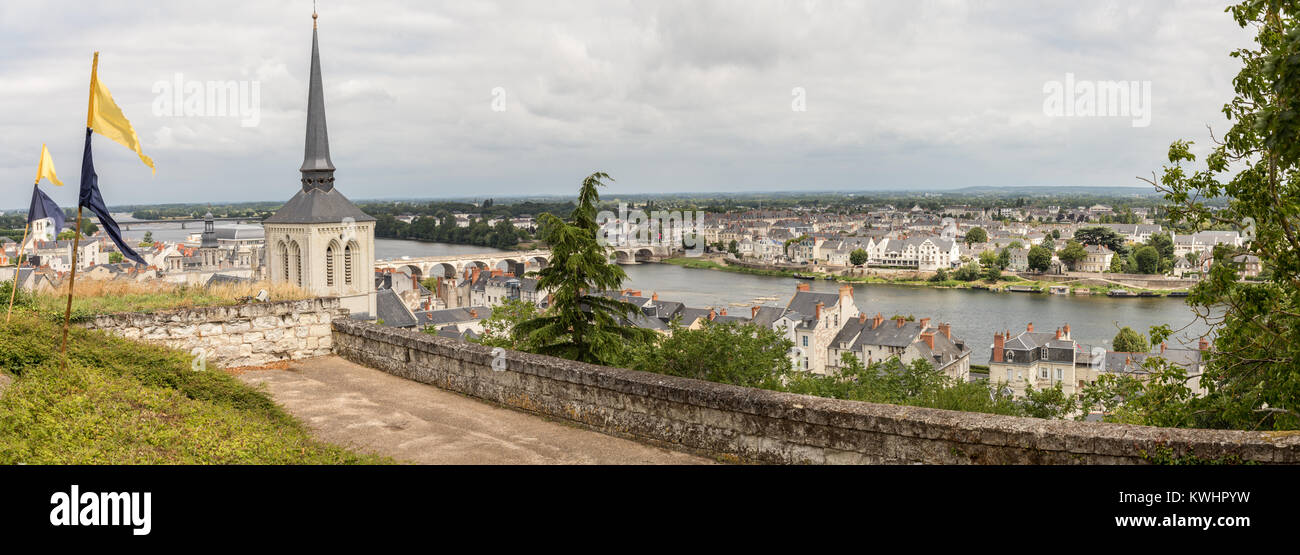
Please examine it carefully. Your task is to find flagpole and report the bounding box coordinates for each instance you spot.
[60,52,97,363]
[5,221,30,324]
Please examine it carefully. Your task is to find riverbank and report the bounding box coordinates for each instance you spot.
[660,257,1192,298]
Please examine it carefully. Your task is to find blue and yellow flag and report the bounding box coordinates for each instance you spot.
[80,52,149,266]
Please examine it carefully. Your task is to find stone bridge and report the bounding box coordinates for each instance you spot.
[608,244,674,264]
[375,245,675,279]
[375,250,552,279]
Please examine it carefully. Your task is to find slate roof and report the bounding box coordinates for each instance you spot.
[375,288,418,328]
[263,187,376,224]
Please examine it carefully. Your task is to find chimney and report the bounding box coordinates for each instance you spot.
[797,282,811,292]
[939,322,951,339]
[815,302,824,321]
[897,316,905,328]
[1160,342,1167,354]
[919,317,930,330]
[993,332,1005,362]
[720,308,727,316]
[752,306,761,319]
[1027,322,1034,333]
[839,285,853,300]
[708,308,717,321]
[1063,323,1070,339]
[652,292,659,301]
[1055,328,1061,340]
[873,313,883,330]
[491,269,503,278]
[858,313,867,324]
[469,309,478,318]
[471,267,481,283]
[921,331,934,350]
[630,290,642,297]
[1199,337,1210,351]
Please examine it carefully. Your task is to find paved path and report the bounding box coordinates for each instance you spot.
[236,356,712,465]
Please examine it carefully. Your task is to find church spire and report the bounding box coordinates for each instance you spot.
[300,8,335,192]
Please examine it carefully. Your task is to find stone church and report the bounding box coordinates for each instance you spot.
[263,12,377,319]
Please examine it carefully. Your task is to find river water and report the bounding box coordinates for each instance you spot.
[117,219,1213,364]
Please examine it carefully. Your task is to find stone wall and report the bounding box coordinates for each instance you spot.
[85,298,345,369]
[332,320,1300,464]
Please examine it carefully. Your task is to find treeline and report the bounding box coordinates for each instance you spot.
[128,202,281,220]
[358,198,577,221]
[372,213,532,250]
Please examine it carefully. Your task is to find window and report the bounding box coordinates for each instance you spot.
[325,243,336,287]
[1056,368,1063,380]
[802,336,808,347]
[803,357,809,369]
[344,243,355,286]
[1040,368,1049,379]
[278,242,289,282]
[1006,369,1012,381]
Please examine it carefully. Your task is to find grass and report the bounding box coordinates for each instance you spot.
[0,310,386,464]
[22,279,310,322]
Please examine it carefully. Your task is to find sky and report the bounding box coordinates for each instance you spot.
[0,0,1256,207]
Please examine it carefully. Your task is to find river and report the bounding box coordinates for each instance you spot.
[116,219,1213,364]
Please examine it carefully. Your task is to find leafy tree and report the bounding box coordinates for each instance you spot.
[728,239,739,256]
[1051,229,1061,239]
[108,252,123,264]
[471,298,542,351]
[928,267,950,282]
[1021,383,1077,420]
[849,248,869,266]
[1133,1,1300,429]
[1056,240,1088,271]
[983,264,1002,282]
[953,262,982,281]
[1027,245,1052,272]
[1074,226,1127,255]
[1146,232,1175,261]
[139,231,154,247]
[628,320,792,390]
[996,248,1011,270]
[1040,237,1055,252]
[978,250,998,268]
[1134,245,1160,274]
[1185,251,1201,267]
[512,173,657,365]
[1112,326,1149,353]
[964,227,987,246]
[1109,253,1125,273]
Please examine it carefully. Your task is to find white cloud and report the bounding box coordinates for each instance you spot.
[0,0,1255,206]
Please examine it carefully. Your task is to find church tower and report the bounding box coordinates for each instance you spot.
[263,9,377,319]
[200,212,220,270]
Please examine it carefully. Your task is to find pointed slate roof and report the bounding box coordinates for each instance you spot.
[264,11,375,225]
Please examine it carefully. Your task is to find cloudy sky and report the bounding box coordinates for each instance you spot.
[0,0,1254,206]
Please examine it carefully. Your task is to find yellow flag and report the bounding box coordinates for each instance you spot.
[36,144,63,186]
[90,72,156,174]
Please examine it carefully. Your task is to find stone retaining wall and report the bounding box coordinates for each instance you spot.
[331,319,1300,464]
[85,298,345,368]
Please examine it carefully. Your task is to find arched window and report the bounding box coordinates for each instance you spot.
[326,241,338,287]
[344,242,356,286]
[278,241,289,282]
[289,241,303,288]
